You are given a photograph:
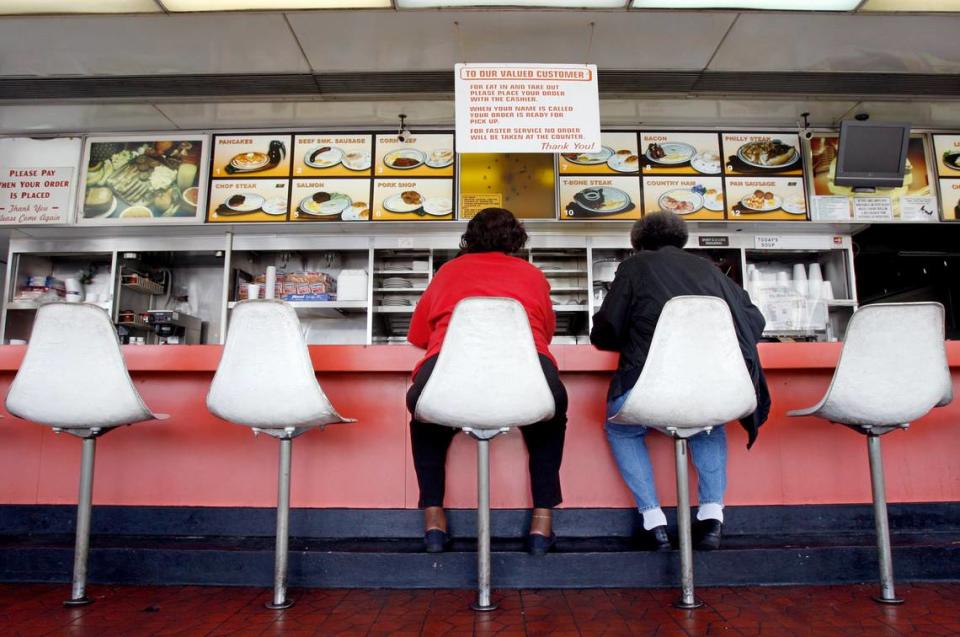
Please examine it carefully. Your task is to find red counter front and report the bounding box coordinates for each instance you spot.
[1,343,958,509]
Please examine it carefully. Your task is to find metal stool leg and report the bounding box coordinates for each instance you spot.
[64,437,97,607]
[465,427,509,612]
[266,437,294,610]
[867,434,904,605]
[673,436,703,610]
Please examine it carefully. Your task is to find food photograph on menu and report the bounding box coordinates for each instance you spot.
[374,134,455,178]
[290,179,371,222]
[725,176,807,221]
[642,176,724,221]
[80,136,208,223]
[721,133,803,177]
[639,132,722,176]
[933,135,960,177]
[211,134,292,179]
[293,134,373,178]
[939,179,960,221]
[558,132,639,175]
[372,179,454,221]
[810,135,936,222]
[207,179,290,223]
[558,176,642,221]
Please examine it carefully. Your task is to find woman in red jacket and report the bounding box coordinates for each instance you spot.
[406,208,567,556]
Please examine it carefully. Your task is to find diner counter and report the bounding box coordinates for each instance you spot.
[1,342,959,510]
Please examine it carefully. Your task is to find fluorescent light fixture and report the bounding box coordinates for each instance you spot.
[860,0,960,10]
[0,0,161,13]
[398,0,627,7]
[162,0,390,9]
[631,0,859,9]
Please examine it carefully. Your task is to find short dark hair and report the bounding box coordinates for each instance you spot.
[459,208,528,254]
[630,211,689,251]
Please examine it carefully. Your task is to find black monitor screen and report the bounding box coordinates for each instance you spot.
[839,126,905,174]
[835,121,910,187]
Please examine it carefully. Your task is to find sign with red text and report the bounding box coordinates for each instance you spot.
[0,137,82,225]
[455,63,600,154]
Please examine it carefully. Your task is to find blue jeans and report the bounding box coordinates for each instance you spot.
[604,391,727,513]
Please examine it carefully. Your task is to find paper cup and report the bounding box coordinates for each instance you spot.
[821,280,835,300]
[247,284,261,300]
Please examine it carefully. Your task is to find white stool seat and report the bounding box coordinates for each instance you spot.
[415,297,555,429]
[610,295,757,435]
[787,303,951,431]
[207,300,353,436]
[787,302,952,605]
[5,302,165,606]
[414,297,557,612]
[608,295,758,609]
[206,299,353,610]
[7,302,166,430]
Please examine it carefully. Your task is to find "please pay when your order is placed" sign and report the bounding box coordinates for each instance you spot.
[455,63,601,154]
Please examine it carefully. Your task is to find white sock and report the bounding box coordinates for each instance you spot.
[641,507,667,530]
[697,503,724,523]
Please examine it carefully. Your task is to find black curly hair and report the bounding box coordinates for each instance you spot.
[459,208,529,254]
[630,211,689,251]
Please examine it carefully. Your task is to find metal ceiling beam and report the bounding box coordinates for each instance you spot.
[1,70,959,102]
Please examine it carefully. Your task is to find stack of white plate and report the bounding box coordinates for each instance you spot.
[384,263,413,272]
[382,297,412,307]
[382,277,413,289]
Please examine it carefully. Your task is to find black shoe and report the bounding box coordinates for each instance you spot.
[527,532,557,556]
[424,529,452,553]
[635,525,671,551]
[693,519,722,551]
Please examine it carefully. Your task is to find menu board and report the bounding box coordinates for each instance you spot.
[0,137,82,225]
[209,179,290,222]
[290,179,371,222]
[374,134,454,178]
[726,177,807,221]
[373,180,454,221]
[293,135,372,178]
[642,176,724,221]
[558,132,639,176]
[211,134,292,179]
[459,153,555,220]
[558,176,642,221]
[373,133,455,221]
[933,135,960,221]
[721,132,806,221]
[80,136,208,224]
[809,135,937,222]
[721,133,803,177]
[640,132,722,176]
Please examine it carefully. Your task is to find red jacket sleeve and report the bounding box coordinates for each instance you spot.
[540,273,556,339]
[407,279,434,350]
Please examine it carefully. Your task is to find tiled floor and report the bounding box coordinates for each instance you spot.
[1,583,959,636]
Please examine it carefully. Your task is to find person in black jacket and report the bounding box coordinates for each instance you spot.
[591,211,770,551]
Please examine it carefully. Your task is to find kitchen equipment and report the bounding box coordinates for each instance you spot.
[146,310,202,345]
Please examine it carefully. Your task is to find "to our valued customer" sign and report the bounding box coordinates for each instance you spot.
[455,63,601,154]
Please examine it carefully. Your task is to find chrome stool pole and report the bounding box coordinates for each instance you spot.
[466,427,509,612]
[673,434,703,610]
[867,433,904,605]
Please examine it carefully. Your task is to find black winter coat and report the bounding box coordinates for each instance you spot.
[590,246,770,448]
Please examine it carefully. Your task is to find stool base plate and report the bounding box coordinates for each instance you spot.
[63,597,92,607]
[674,598,704,610]
[265,599,294,610]
[873,595,905,605]
[471,601,498,612]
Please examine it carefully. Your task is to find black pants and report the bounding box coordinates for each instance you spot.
[407,354,568,509]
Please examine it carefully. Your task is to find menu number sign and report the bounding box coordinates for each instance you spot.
[455,63,601,154]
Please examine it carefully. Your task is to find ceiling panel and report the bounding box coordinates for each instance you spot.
[156,100,456,128]
[163,0,390,8]
[860,0,960,10]
[0,14,310,77]
[0,104,173,133]
[290,10,736,72]
[0,0,161,13]
[709,14,960,74]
